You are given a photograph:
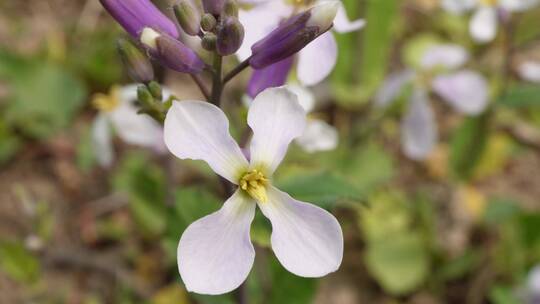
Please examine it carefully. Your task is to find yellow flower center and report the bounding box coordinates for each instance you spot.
[287,0,315,8]
[92,86,121,112]
[239,169,269,203]
[479,0,497,6]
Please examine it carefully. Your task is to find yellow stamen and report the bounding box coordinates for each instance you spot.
[92,86,121,112]
[239,169,269,202]
[287,0,316,8]
[479,0,497,6]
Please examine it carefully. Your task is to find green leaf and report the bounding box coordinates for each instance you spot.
[489,285,522,304]
[76,125,97,172]
[113,153,167,236]
[449,113,490,181]
[483,198,521,225]
[436,250,481,281]
[0,240,40,283]
[277,171,362,208]
[0,51,87,138]
[0,121,20,164]
[365,233,429,295]
[497,85,540,108]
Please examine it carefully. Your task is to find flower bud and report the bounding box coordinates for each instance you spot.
[201,33,217,51]
[174,0,202,36]
[224,0,238,17]
[117,38,154,83]
[148,81,163,100]
[201,13,217,31]
[216,17,244,56]
[99,0,179,38]
[249,1,338,69]
[141,28,205,74]
[137,85,154,108]
[202,0,226,15]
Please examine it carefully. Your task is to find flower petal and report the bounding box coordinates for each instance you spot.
[237,1,290,61]
[332,2,365,33]
[402,89,437,160]
[297,31,338,86]
[441,0,477,14]
[248,87,306,173]
[470,7,498,43]
[164,101,249,183]
[499,0,539,12]
[92,114,114,168]
[287,84,316,113]
[295,119,339,153]
[420,44,469,70]
[109,85,166,150]
[432,70,489,115]
[375,70,415,108]
[247,56,294,98]
[518,61,540,83]
[178,190,256,295]
[258,186,343,277]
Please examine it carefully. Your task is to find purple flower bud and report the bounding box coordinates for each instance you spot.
[202,0,226,15]
[247,56,294,98]
[141,28,205,74]
[216,17,244,56]
[117,38,154,83]
[100,0,179,38]
[249,1,338,69]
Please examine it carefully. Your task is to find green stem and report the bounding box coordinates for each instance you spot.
[223,58,251,84]
[210,54,223,105]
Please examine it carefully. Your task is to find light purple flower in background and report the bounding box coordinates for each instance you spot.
[441,0,539,43]
[164,87,343,295]
[375,44,489,160]
[518,61,540,83]
[238,0,364,92]
[92,84,171,167]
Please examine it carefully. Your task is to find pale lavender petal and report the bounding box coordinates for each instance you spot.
[295,119,339,153]
[374,70,416,108]
[402,89,437,160]
[164,101,249,183]
[421,44,469,70]
[432,70,489,115]
[470,7,498,43]
[257,186,343,277]
[178,190,256,295]
[247,56,294,98]
[441,0,477,14]
[287,84,316,113]
[297,31,337,86]
[248,87,306,174]
[499,0,539,12]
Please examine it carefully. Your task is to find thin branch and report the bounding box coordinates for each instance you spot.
[190,74,211,100]
[210,54,224,105]
[223,58,251,84]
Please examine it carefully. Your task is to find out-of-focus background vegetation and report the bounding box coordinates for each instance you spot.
[2,0,540,303]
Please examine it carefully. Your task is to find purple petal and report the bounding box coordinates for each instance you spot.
[247,56,294,98]
[431,70,489,115]
[99,0,179,38]
[402,89,437,160]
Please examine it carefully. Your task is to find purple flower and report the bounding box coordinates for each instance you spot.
[99,0,179,38]
[238,0,364,87]
[141,28,205,74]
[247,56,294,98]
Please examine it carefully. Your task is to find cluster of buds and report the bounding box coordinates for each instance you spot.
[174,0,245,56]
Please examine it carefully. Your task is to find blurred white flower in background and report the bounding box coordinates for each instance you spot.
[164,87,343,295]
[376,43,489,160]
[441,0,539,43]
[91,84,171,167]
[518,61,540,83]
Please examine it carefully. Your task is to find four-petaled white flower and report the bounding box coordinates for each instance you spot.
[441,0,539,43]
[376,43,489,160]
[92,84,170,167]
[164,87,343,295]
[237,0,365,86]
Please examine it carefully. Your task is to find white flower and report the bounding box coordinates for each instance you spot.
[376,44,489,160]
[441,0,539,43]
[91,84,170,167]
[164,87,343,295]
[238,0,365,86]
[518,61,540,83]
